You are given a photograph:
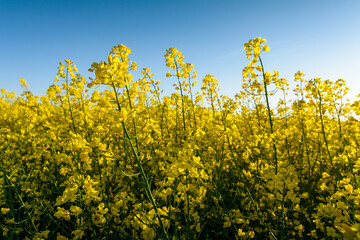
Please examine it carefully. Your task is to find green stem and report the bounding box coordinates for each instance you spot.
[175,62,186,133]
[65,67,77,133]
[258,56,278,174]
[111,81,169,240]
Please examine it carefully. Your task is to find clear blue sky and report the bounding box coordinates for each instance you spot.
[1,0,360,102]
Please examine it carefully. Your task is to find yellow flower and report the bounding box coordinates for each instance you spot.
[130,62,137,71]
[96,202,109,215]
[2,227,9,236]
[238,228,246,237]
[1,208,10,214]
[195,223,201,233]
[57,234,69,240]
[19,78,29,88]
[72,229,85,240]
[54,207,71,221]
[70,206,83,217]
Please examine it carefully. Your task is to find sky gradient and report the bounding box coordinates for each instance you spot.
[1,0,360,102]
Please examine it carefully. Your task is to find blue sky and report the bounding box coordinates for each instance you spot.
[1,0,360,102]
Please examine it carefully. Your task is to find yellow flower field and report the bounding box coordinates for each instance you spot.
[1,37,360,239]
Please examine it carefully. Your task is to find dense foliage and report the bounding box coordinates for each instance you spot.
[1,37,360,239]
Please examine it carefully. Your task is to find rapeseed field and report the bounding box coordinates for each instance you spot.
[1,37,360,239]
